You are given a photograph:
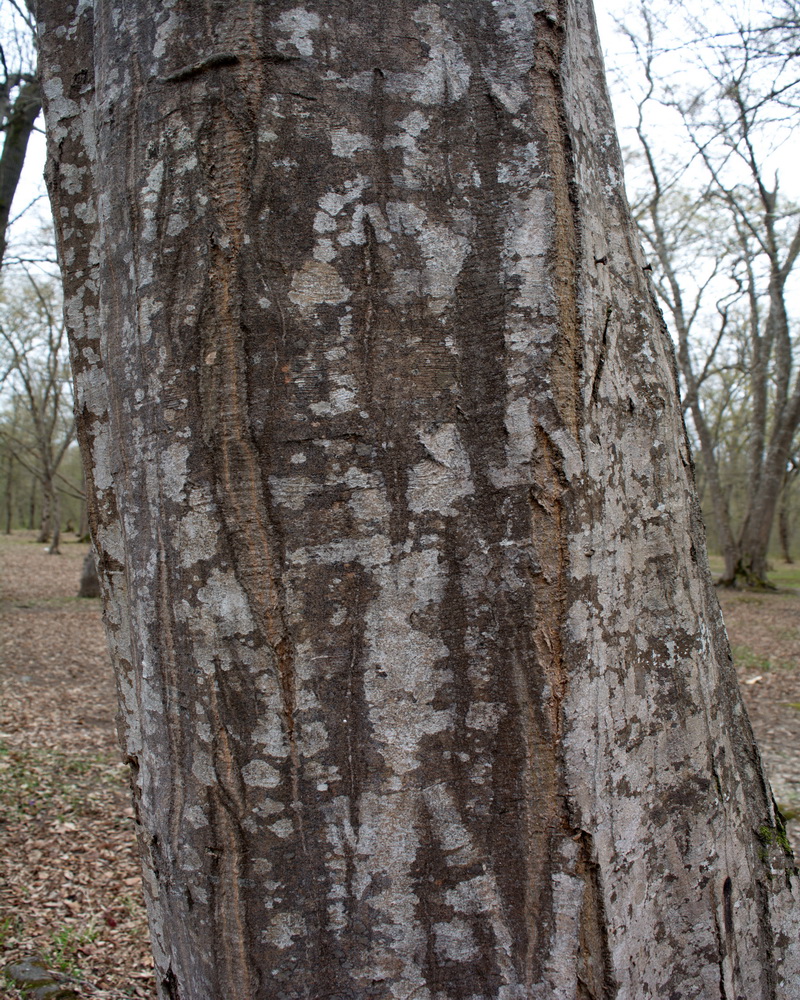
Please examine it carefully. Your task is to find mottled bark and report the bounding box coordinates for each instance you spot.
[34,1,800,999]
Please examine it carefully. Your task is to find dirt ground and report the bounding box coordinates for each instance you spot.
[717,585,800,846]
[0,534,154,999]
[0,533,798,995]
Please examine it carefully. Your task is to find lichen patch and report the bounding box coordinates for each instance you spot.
[289,260,351,315]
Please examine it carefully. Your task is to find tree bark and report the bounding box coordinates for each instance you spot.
[34,1,800,998]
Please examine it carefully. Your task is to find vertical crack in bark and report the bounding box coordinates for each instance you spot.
[575,832,616,1000]
[200,96,300,992]
[523,427,569,984]
[531,5,582,437]
[359,214,380,388]
[207,661,254,1000]
[155,533,187,869]
[590,304,612,407]
[204,105,302,835]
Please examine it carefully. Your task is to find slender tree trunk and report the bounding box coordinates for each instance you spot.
[686,400,740,584]
[4,448,13,534]
[27,477,36,531]
[779,499,793,563]
[737,401,800,584]
[35,1,800,998]
[36,476,51,543]
[47,487,61,554]
[0,78,41,271]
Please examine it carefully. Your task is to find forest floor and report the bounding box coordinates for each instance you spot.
[0,534,153,999]
[0,533,799,997]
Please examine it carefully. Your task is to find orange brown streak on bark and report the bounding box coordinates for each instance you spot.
[521,428,571,983]
[208,673,252,999]
[210,278,304,832]
[206,110,304,841]
[512,657,559,989]
[156,534,187,864]
[531,7,582,438]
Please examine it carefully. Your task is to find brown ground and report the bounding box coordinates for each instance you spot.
[0,533,798,995]
[0,534,154,999]
[717,585,800,846]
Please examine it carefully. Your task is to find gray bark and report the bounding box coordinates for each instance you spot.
[34,1,800,999]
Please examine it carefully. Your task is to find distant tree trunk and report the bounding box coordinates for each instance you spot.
[778,464,798,564]
[78,549,100,598]
[27,477,36,531]
[36,477,51,543]
[737,427,797,584]
[77,498,89,541]
[4,449,13,534]
[780,503,793,563]
[47,487,61,554]
[36,1,800,999]
[0,78,41,271]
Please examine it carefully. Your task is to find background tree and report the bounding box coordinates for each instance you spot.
[0,0,41,271]
[0,274,76,551]
[33,0,800,998]
[611,0,800,586]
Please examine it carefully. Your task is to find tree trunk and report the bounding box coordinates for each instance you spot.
[779,469,796,564]
[0,78,41,271]
[27,477,36,531]
[35,1,800,998]
[47,486,61,554]
[36,476,51,544]
[4,447,13,534]
[737,399,800,585]
[686,399,740,584]
[779,501,793,564]
[78,497,89,542]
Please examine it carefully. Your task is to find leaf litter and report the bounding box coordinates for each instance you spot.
[0,533,154,999]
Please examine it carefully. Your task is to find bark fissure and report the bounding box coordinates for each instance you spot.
[162,53,241,85]
[531,5,583,437]
[208,666,255,1000]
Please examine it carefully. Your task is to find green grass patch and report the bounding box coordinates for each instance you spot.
[731,645,773,672]
[0,742,128,824]
[707,553,800,590]
[47,922,100,975]
[731,645,795,673]
[764,562,800,590]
